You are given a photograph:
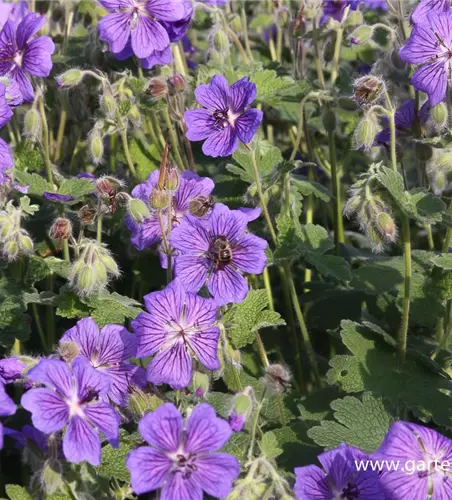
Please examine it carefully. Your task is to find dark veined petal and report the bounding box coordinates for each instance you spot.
[72,356,111,400]
[0,84,12,128]
[97,324,135,364]
[187,326,221,371]
[22,36,55,77]
[229,77,257,113]
[184,403,232,454]
[207,265,249,306]
[0,382,16,417]
[26,358,73,397]
[427,10,452,47]
[142,278,186,322]
[170,215,211,254]
[184,109,216,141]
[127,446,172,495]
[232,233,268,274]
[173,254,210,293]
[98,12,132,54]
[174,171,215,212]
[60,316,100,359]
[202,125,239,158]
[128,214,163,250]
[411,0,449,25]
[131,16,169,58]
[194,453,240,498]
[146,0,186,21]
[184,292,218,328]
[411,59,448,106]
[10,67,33,102]
[133,311,171,358]
[194,74,229,111]
[208,203,248,242]
[16,13,45,49]
[99,0,135,10]
[138,402,182,451]
[63,416,101,466]
[399,23,446,64]
[0,137,13,171]
[234,108,263,144]
[140,46,172,69]
[160,470,202,500]
[21,388,68,434]
[294,465,332,499]
[146,341,193,389]
[83,402,120,445]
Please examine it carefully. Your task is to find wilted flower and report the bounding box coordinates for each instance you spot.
[132,279,220,389]
[295,443,385,499]
[0,357,25,384]
[399,10,452,106]
[49,217,73,241]
[126,169,214,251]
[184,75,263,158]
[149,77,169,100]
[170,203,268,305]
[22,357,120,466]
[353,75,384,107]
[126,403,240,497]
[60,317,140,407]
[0,381,16,449]
[0,13,55,101]
[264,364,292,393]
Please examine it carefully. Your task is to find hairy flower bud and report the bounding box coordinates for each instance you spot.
[3,239,18,259]
[165,165,180,191]
[414,141,433,162]
[58,341,80,363]
[229,13,242,33]
[346,9,363,26]
[49,217,72,241]
[23,108,42,140]
[228,388,253,432]
[149,188,168,209]
[77,205,97,226]
[128,390,162,418]
[354,115,377,150]
[349,25,373,44]
[128,104,141,126]
[149,77,168,100]
[192,371,210,398]
[322,109,337,133]
[375,212,397,242]
[100,92,117,118]
[18,231,33,253]
[276,7,291,27]
[89,130,104,165]
[431,102,448,131]
[213,29,230,54]
[353,75,384,106]
[56,68,84,89]
[168,73,186,94]
[128,198,150,224]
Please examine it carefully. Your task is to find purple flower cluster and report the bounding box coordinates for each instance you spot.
[184,75,263,158]
[126,403,240,498]
[98,0,193,69]
[295,421,452,499]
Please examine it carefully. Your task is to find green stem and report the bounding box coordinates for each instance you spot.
[276,25,283,62]
[97,214,103,244]
[312,19,326,89]
[63,239,70,262]
[32,303,47,352]
[162,107,186,170]
[54,96,67,163]
[247,389,266,462]
[328,131,344,253]
[263,267,275,311]
[46,274,55,350]
[119,130,138,178]
[330,27,344,85]
[241,8,254,62]
[226,27,249,63]
[38,97,53,184]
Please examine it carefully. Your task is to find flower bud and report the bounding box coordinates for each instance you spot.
[89,130,104,165]
[431,103,448,130]
[229,13,242,33]
[128,198,150,224]
[77,205,97,226]
[354,115,377,150]
[23,108,42,140]
[128,390,162,418]
[276,7,291,27]
[56,69,84,89]
[213,29,230,54]
[228,388,253,432]
[149,188,168,209]
[166,165,180,191]
[346,9,363,26]
[49,217,72,241]
[128,103,141,125]
[58,342,80,363]
[3,239,18,260]
[100,93,117,117]
[353,75,384,106]
[192,371,210,398]
[367,224,385,253]
[149,77,168,100]
[322,109,336,133]
[168,73,186,94]
[349,25,373,44]
[264,364,291,393]
[99,252,120,276]
[375,212,397,242]
[18,231,33,253]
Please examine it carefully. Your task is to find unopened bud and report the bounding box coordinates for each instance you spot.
[375,212,397,242]
[3,239,18,260]
[264,364,291,393]
[128,390,162,418]
[58,342,80,363]
[56,69,84,89]
[149,77,168,100]
[166,165,180,191]
[168,73,186,94]
[354,115,377,150]
[23,108,42,140]
[229,13,242,33]
[346,9,363,26]
[192,371,210,398]
[128,198,150,223]
[367,224,385,253]
[228,388,253,432]
[149,188,168,209]
[128,104,141,125]
[18,232,33,253]
[77,205,97,226]
[49,217,72,241]
[353,75,384,106]
[349,25,373,44]
[99,253,120,275]
[431,103,448,130]
[89,130,104,165]
[276,7,290,27]
[435,151,452,171]
[213,29,230,54]
[100,93,117,117]
[322,109,336,132]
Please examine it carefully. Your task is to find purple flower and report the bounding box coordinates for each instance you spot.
[399,11,452,106]
[0,13,55,102]
[4,424,49,452]
[0,137,12,172]
[373,421,452,499]
[0,381,16,449]
[170,203,268,305]
[295,443,385,500]
[228,410,245,432]
[184,75,263,158]
[43,192,74,202]
[410,0,450,25]
[0,82,12,128]
[321,1,359,24]
[0,1,28,28]
[364,0,388,9]
[202,0,229,5]
[375,99,430,144]
[113,38,173,69]
[21,357,120,466]
[0,357,25,384]
[60,317,139,407]
[126,403,240,498]
[98,0,185,60]
[0,76,23,106]
[126,169,214,251]
[76,172,96,181]
[132,279,220,389]
[161,0,193,43]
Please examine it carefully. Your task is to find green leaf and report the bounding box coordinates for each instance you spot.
[55,288,90,319]
[99,433,140,482]
[0,278,30,347]
[14,171,53,196]
[431,254,452,270]
[82,292,142,327]
[13,141,44,172]
[375,166,446,224]
[127,136,160,182]
[221,432,250,462]
[249,13,274,29]
[26,256,69,284]
[307,392,392,453]
[5,485,32,500]
[291,175,331,203]
[59,178,96,200]
[260,431,283,459]
[250,70,311,106]
[327,321,452,426]
[19,196,39,215]
[224,289,285,348]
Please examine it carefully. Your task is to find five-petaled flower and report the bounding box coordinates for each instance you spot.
[399,10,452,106]
[132,279,220,389]
[60,317,140,407]
[373,421,452,499]
[0,13,55,102]
[295,443,385,500]
[21,357,120,466]
[170,203,267,305]
[184,74,263,157]
[126,402,240,498]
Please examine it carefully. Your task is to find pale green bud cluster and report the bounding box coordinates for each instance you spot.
[427,148,452,195]
[0,201,34,261]
[69,239,120,296]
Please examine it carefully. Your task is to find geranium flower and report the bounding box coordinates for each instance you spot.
[295,443,385,499]
[60,317,140,407]
[0,357,25,384]
[126,403,240,498]
[184,75,263,158]
[132,279,220,389]
[21,357,120,466]
[0,381,16,449]
[170,203,267,305]
[0,13,55,101]
[399,10,452,106]
[373,421,452,499]
[126,169,214,251]
[410,0,450,25]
